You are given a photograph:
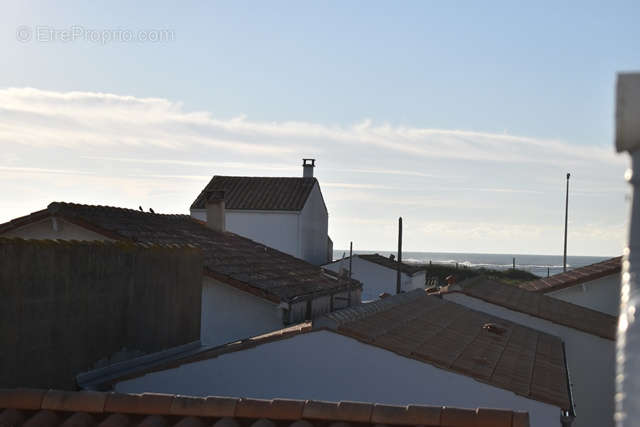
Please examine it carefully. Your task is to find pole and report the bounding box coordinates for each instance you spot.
[563,173,570,272]
[348,241,353,306]
[513,257,516,270]
[396,217,402,294]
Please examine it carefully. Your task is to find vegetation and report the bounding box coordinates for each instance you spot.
[418,263,539,287]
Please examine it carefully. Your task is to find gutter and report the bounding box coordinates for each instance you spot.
[561,341,576,426]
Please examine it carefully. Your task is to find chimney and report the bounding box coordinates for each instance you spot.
[205,189,226,232]
[302,158,315,178]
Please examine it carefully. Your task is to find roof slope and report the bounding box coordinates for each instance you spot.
[359,253,424,275]
[0,203,359,303]
[317,290,572,409]
[0,388,530,427]
[448,277,617,340]
[519,256,622,292]
[191,176,318,211]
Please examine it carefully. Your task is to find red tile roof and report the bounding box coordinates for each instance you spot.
[190,176,319,211]
[0,203,359,304]
[519,257,622,293]
[318,290,572,410]
[446,277,617,340]
[0,389,530,427]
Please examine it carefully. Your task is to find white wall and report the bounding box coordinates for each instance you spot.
[116,330,560,427]
[547,274,621,316]
[201,277,285,346]
[299,184,328,265]
[2,217,114,241]
[192,209,301,259]
[443,293,615,427]
[324,256,421,302]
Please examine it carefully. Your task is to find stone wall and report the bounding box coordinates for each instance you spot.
[0,238,202,389]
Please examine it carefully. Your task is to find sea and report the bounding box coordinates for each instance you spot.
[332,250,611,278]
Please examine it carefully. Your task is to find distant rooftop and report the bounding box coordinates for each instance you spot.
[191,176,319,211]
[326,253,424,276]
[519,256,622,293]
[445,276,617,340]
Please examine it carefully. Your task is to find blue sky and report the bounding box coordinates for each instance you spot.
[1,1,638,255]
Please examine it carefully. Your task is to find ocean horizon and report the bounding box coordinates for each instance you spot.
[332,250,614,278]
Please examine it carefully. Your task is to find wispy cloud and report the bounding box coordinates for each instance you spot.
[0,87,627,255]
[0,87,625,165]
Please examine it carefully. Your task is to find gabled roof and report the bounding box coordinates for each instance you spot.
[0,203,359,303]
[318,290,572,410]
[95,291,571,411]
[519,256,622,293]
[0,388,530,427]
[325,253,424,276]
[191,176,318,211]
[445,277,617,340]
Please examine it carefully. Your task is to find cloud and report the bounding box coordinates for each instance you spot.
[0,87,625,166]
[0,87,628,256]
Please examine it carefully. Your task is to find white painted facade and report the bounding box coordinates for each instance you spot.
[192,183,329,265]
[201,277,284,347]
[115,330,562,427]
[324,256,426,302]
[443,292,615,427]
[546,274,621,316]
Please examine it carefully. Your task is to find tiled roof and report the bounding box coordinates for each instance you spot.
[359,254,425,275]
[0,388,531,427]
[317,290,572,409]
[0,203,359,303]
[447,277,617,340]
[191,176,318,211]
[519,256,622,292]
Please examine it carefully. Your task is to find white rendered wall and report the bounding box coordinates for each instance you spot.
[116,330,560,427]
[1,218,114,241]
[324,257,418,301]
[191,209,301,259]
[547,274,621,316]
[299,184,329,265]
[201,277,284,347]
[444,293,615,427]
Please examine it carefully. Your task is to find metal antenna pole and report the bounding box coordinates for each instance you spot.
[396,217,403,294]
[563,173,571,272]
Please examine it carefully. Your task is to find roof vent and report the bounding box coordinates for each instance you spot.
[483,323,507,336]
[302,158,315,178]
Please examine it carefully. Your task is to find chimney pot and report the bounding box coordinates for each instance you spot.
[302,158,315,178]
[205,189,226,232]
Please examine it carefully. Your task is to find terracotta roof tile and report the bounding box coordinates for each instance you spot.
[0,203,359,303]
[450,277,617,340]
[191,176,318,211]
[0,389,530,427]
[317,290,571,409]
[41,390,106,413]
[519,256,621,292]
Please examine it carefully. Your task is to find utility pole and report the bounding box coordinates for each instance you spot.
[348,241,353,306]
[396,217,403,294]
[563,173,570,272]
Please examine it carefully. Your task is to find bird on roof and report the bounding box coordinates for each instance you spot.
[149,208,155,213]
[139,206,143,212]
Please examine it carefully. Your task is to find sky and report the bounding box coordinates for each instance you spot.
[1,1,639,256]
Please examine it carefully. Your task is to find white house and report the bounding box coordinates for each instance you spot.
[190,159,331,265]
[442,277,617,427]
[518,257,621,316]
[0,202,361,348]
[323,253,426,301]
[109,290,574,427]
